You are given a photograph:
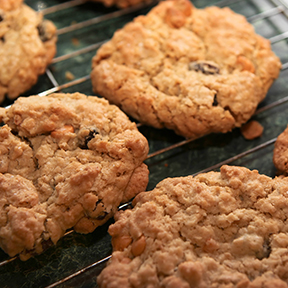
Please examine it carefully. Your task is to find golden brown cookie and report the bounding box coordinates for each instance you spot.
[0,0,57,103]
[0,92,149,260]
[98,165,288,287]
[91,0,281,139]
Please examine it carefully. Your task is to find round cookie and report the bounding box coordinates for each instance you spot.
[273,125,288,174]
[0,0,57,103]
[91,0,281,139]
[98,165,288,287]
[0,92,149,260]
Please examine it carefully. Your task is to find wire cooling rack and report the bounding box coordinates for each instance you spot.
[1,0,288,287]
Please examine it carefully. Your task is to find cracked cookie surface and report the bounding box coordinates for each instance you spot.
[0,0,57,103]
[98,165,288,288]
[91,0,281,139]
[0,92,149,260]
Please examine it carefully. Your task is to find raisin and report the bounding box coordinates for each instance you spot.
[84,129,99,148]
[80,129,99,149]
[37,21,53,42]
[256,238,271,260]
[212,94,218,106]
[189,61,220,75]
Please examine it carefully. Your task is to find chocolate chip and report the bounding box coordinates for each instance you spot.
[0,14,4,22]
[212,94,218,106]
[189,61,220,75]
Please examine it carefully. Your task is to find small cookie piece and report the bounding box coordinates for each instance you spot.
[98,165,288,287]
[0,92,149,260]
[91,0,281,139]
[240,120,264,140]
[273,125,288,174]
[0,0,57,103]
[89,0,153,9]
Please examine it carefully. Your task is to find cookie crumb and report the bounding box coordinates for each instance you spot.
[72,37,79,46]
[240,120,263,140]
[65,71,75,81]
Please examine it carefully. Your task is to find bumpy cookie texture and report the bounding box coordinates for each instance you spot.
[0,0,57,103]
[0,92,149,260]
[98,165,288,288]
[273,125,288,174]
[90,0,152,9]
[91,0,281,139]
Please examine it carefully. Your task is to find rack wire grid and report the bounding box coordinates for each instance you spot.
[0,0,288,287]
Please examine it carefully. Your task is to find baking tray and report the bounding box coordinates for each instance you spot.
[1,0,288,287]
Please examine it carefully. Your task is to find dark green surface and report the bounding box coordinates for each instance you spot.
[1,0,288,287]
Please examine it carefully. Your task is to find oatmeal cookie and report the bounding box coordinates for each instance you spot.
[91,0,281,139]
[0,92,149,260]
[98,165,288,288]
[0,0,57,103]
[273,125,288,174]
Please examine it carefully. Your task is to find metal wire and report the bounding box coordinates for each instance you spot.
[1,0,288,286]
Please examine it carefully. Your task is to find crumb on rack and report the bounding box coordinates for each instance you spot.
[240,120,264,140]
[72,37,80,46]
[65,71,75,81]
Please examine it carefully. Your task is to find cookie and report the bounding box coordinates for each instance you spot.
[90,0,153,9]
[91,0,281,139]
[0,0,57,103]
[273,125,288,174]
[98,165,288,287]
[0,92,149,260]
